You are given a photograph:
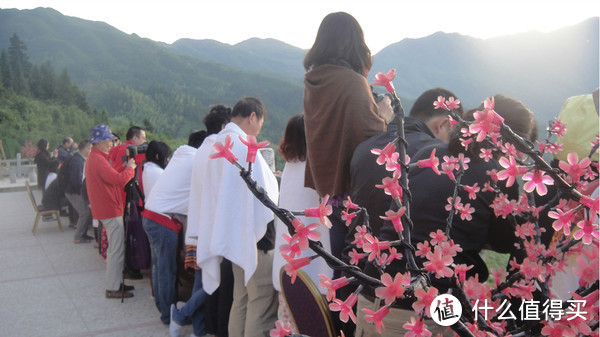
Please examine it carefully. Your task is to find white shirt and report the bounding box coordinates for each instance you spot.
[189,122,279,294]
[142,162,164,199]
[272,160,332,294]
[144,145,197,215]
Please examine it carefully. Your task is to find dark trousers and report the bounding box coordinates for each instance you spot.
[204,259,234,337]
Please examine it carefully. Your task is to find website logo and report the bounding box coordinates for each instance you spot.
[430,294,462,326]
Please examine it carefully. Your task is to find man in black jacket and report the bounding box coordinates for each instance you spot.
[63,140,93,243]
[348,88,462,237]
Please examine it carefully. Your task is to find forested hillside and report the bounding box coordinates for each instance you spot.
[0,34,105,157]
[0,7,304,147]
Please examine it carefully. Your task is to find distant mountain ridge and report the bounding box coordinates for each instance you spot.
[0,7,597,141]
[168,37,306,80]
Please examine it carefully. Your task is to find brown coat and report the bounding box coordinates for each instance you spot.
[304,64,385,197]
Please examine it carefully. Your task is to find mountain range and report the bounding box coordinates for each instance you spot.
[0,7,598,142]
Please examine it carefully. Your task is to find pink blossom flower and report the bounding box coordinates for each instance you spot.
[479,148,494,162]
[497,156,527,188]
[348,248,364,266]
[415,240,431,258]
[559,152,591,183]
[573,249,599,287]
[329,293,358,323]
[547,208,575,236]
[417,148,441,175]
[439,239,462,257]
[372,69,396,94]
[270,320,292,337]
[375,173,403,200]
[341,210,357,226]
[362,305,391,334]
[402,317,432,337]
[279,233,302,258]
[548,118,567,137]
[386,248,403,264]
[375,272,410,305]
[362,234,391,262]
[463,183,480,200]
[380,207,406,232]
[209,134,238,163]
[541,321,577,337]
[445,196,462,214]
[446,97,461,110]
[469,97,504,142]
[433,96,448,110]
[305,195,333,228]
[371,142,396,166]
[580,195,600,221]
[319,274,349,301]
[351,225,368,248]
[423,247,454,279]
[453,264,473,283]
[487,168,499,182]
[490,267,508,286]
[460,137,473,150]
[572,217,599,245]
[385,151,402,172]
[343,196,359,210]
[412,287,438,317]
[449,116,459,128]
[522,169,554,196]
[429,229,448,245]
[239,135,269,163]
[518,258,546,282]
[283,255,311,283]
[291,218,321,250]
[514,222,536,239]
[457,203,475,221]
[490,193,515,219]
[457,153,470,170]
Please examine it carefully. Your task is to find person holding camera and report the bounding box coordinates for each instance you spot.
[108,125,148,279]
[85,124,137,299]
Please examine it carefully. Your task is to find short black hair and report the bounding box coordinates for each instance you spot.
[62,137,72,145]
[231,97,266,121]
[126,126,144,141]
[188,130,208,149]
[203,105,232,135]
[409,88,463,121]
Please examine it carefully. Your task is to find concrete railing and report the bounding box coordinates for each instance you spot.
[0,153,37,183]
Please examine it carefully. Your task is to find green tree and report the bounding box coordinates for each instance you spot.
[38,61,57,100]
[0,49,11,89]
[7,33,31,95]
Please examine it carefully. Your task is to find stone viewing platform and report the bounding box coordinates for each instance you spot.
[0,189,196,336]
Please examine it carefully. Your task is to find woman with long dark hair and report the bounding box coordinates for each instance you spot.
[34,138,58,191]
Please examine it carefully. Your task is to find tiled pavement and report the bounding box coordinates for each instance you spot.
[0,187,196,337]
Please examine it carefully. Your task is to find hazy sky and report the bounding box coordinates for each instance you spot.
[1,0,598,53]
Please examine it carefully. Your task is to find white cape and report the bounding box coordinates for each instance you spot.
[189,123,278,294]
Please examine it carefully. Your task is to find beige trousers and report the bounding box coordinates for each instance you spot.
[229,250,279,337]
[101,216,125,291]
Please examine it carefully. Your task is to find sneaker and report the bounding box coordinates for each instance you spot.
[169,304,182,337]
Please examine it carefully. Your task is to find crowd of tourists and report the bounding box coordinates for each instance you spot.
[32,11,598,337]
